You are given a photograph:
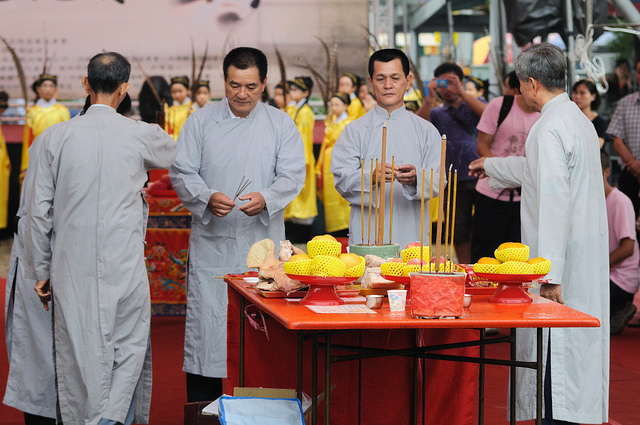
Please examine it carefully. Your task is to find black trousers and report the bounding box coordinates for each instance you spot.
[470,192,521,263]
[24,413,56,425]
[186,373,223,403]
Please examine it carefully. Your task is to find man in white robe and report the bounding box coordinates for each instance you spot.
[4,136,56,424]
[29,52,177,425]
[169,47,305,402]
[331,48,442,249]
[470,43,609,424]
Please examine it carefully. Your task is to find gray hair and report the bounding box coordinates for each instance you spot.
[514,43,566,90]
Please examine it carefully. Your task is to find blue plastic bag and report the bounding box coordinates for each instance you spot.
[218,396,305,425]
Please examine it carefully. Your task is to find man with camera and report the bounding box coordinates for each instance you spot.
[417,63,486,264]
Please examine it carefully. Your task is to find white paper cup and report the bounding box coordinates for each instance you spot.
[387,289,407,312]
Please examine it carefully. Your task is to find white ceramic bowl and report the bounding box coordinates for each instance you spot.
[366,295,384,309]
[464,293,473,308]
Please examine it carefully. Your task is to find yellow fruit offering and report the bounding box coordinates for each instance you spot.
[494,242,529,262]
[311,255,347,277]
[283,254,313,276]
[430,261,456,273]
[496,260,534,275]
[400,245,430,263]
[473,257,502,274]
[528,257,552,274]
[339,253,366,277]
[381,261,406,276]
[307,238,342,258]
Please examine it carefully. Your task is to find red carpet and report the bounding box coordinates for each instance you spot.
[1,276,639,424]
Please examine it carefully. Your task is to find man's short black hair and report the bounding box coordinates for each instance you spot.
[368,49,410,78]
[223,47,268,82]
[87,52,131,95]
[506,71,520,92]
[433,62,464,81]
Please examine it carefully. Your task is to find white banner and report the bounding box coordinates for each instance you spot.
[0,0,368,99]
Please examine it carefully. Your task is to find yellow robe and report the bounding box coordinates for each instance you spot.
[347,95,365,121]
[316,115,352,233]
[0,123,10,229]
[165,101,193,141]
[284,103,317,221]
[21,103,70,172]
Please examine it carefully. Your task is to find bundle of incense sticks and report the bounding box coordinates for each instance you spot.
[434,136,447,272]
[361,158,365,245]
[377,122,387,245]
[389,155,395,244]
[233,175,251,201]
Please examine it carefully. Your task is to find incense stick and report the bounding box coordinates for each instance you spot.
[368,158,373,245]
[374,158,379,245]
[434,135,447,273]
[443,165,453,272]
[233,175,252,201]
[429,168,434,274]
[361,158,365,246]
[378,122,387,246]
[449,170,458,270]
[420,169,425,273]
[389,155,395,244]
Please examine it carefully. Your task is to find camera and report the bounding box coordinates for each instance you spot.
[436,79,448,88]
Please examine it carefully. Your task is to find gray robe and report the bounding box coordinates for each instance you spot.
[331,105,443,248]
[3,137,55,418]
[169,98,305,378]
[25,105,177,425]
[485,93,609,423]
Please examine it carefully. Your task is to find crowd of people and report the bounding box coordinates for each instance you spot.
[0,42,637,425]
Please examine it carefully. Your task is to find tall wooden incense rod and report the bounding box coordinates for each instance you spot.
[368,158,373,245]
[420,169,425,273]
[374,158,379,245]
[434,135,447,272]
[429,168,434,273]
[389,155,395,244]
[449,170,458,268]
[377,122,387,246]
[360,158,364,246]
[443,165,453,272]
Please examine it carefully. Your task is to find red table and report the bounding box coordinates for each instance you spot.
[226,278,600,425]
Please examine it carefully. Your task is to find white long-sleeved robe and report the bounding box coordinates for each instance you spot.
[484,93,609,423]
[331,105,442,248]
[3,137,55,419]
[169,99,305,378]
[25,105,177,425]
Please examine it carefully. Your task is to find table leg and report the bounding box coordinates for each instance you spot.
[325,330,332,425]
[239,296,245,387]
[479,328,486,425]
[312,331,318,425]
[298,331,303,401]
[536,328,543,425]
[510,328,516,425]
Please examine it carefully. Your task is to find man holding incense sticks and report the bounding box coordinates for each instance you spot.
[469,43,609,424]
[331,48,442,249]
[169,47,305,403]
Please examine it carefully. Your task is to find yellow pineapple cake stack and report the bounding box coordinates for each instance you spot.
[284,235,365,278]
[472,243,551,275]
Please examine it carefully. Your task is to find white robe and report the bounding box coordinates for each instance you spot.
[25,105,177,425]
[3,137,55,418]
[169,99,305,378]
[331,105,443,248]
[484,93,609,423]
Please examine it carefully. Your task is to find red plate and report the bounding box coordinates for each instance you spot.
[474,272,547,283]
[286,275,359,286]
[381,275,410,284]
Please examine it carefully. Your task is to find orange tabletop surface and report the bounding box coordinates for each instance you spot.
[226,278,601,331]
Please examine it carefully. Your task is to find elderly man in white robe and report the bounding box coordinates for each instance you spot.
[169,47,305,403]
[29,52,177,425]
[469,43,609,424]
[331,48,442,249]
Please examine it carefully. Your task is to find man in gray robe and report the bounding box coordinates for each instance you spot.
[28,52,177,425]
[470,43,609,424]
[169,47,305,402]
[331,48,442,249]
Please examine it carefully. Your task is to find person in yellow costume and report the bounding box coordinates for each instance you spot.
[316,92,352,235]
[21,74,70,179]
[0,92,10,230]
[165,76,193,140]
[284,77,317,240]
[338,72,365,121]
[403,71,423,107]
[273,81,290,111]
